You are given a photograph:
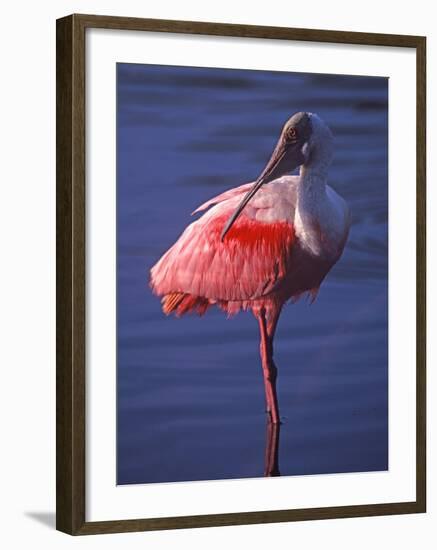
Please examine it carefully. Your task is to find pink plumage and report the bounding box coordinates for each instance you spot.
[150,183,297,318]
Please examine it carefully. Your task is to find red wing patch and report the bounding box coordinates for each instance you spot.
[150,212,295,311]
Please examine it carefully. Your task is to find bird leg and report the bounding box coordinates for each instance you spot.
[258,308,281,424]
[264,416,281,476]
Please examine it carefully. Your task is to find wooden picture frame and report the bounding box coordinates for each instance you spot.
[56,13,426,535]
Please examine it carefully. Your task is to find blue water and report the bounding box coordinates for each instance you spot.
[116,63,388,485]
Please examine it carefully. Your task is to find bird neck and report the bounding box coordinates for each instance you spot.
[298,126,332,195]
[294,165,332,258]
[295,163,328,227]
[297,164,327,202]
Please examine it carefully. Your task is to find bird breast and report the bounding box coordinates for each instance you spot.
[294,185,350,261]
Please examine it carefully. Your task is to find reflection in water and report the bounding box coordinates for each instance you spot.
[264,419,281,477]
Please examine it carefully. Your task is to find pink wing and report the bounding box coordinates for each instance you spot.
[191,183,253,215]
[150,185,295,307]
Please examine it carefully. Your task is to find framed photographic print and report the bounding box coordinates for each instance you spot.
[56,14,426,535]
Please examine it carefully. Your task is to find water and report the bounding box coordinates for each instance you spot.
[116,63,388,485]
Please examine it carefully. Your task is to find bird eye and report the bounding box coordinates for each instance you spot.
[285,126,298,142]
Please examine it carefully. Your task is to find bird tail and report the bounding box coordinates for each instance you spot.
[162,292,184,314]
[161,292,211,317]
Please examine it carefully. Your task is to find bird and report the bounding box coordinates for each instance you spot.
[150,112,351,425]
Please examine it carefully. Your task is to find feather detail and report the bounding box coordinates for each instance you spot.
[150,210,295,308]
[162,292,211,317]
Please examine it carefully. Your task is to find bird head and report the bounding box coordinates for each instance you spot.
[220,112,319,241]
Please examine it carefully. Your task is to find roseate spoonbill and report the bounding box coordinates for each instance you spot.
[150,112,351,424]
